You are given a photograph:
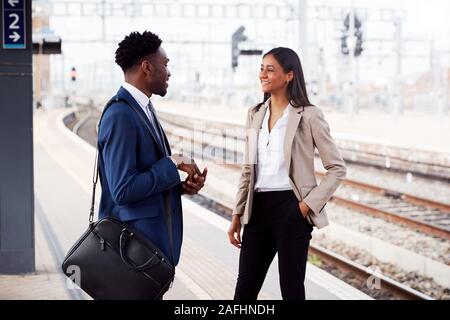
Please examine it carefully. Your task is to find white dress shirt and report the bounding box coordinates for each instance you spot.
[254,104,293,192]
[122,82,152,122]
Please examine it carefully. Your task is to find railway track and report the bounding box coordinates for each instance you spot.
[327,175,450,241]
[190,192,434,300]
[160,119,450,241]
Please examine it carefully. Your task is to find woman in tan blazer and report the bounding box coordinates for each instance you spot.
[228,47,347,300]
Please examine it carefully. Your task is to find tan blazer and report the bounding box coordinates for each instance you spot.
[233,98,347,228]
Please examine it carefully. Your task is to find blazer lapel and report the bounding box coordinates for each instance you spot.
[117,87,166,156]
[248,101,268,165]
[284,106,304,174]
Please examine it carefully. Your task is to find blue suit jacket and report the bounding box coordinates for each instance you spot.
[97,86,183,265]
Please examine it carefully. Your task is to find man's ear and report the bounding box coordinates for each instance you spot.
[141,59,154,76]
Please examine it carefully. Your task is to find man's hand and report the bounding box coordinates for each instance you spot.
[172,154,202,179]
[181,167,208,195]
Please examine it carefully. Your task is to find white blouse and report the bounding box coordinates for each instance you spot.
[254,104,293,192]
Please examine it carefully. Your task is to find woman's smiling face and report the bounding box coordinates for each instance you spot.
[259,54,292,95]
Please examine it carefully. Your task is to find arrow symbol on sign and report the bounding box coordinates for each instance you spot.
[8,0,19,7]
[9,31,21,42]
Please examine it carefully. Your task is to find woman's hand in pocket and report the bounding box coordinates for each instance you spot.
[298,201,310,218]
[227,214,242,249]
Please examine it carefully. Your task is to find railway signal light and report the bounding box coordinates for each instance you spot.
[341,13,364,57]
[70,67,77,82]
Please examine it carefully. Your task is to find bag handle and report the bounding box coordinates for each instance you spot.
[119,228,164,271]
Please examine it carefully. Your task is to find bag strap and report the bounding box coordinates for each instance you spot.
[89,96,118,225]
[89,95,175,264]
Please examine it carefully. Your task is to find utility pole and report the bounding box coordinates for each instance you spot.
[392,15,403,117]
[298,0,309,73]
[101,0,106,41]
[318,46,327,104]
[431,49,447,118]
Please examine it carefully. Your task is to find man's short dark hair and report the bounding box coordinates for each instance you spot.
[115,31,162,72]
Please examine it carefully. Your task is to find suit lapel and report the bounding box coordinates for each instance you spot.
[284,106,304,175]
[117,87,166,156]
[248,101,268,165]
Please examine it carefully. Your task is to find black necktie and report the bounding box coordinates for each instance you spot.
[147,101,170,156]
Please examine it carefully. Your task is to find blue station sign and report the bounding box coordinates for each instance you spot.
[2,0,26,49]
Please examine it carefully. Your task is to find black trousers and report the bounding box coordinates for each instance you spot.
[234,190,313,300]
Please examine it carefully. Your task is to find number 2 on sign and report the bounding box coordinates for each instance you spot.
[9,13,20,29]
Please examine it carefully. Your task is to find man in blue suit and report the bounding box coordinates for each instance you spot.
[97,31,207,288]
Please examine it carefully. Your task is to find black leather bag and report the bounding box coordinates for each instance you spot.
[61,97,175,300]
[62,217,175,300]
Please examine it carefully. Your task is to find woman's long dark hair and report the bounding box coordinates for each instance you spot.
[257,47,313,110]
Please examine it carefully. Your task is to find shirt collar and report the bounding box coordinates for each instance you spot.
[284,103,293,115]
[122,82,151,109]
